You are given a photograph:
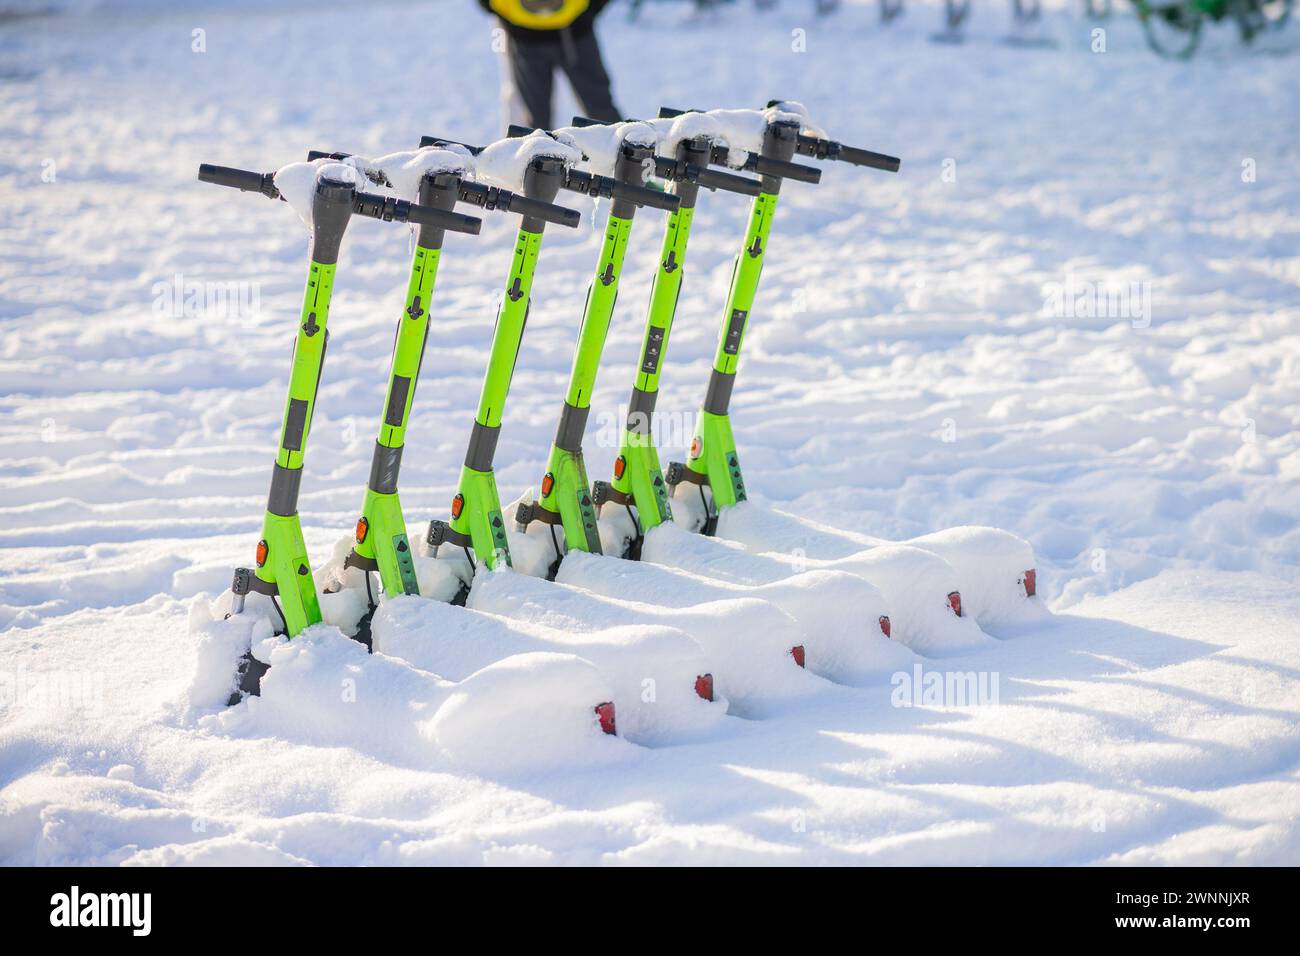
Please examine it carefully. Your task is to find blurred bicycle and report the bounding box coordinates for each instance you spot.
[1133,0,1293,58]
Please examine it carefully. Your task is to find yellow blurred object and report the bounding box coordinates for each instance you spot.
[488,0,590,29]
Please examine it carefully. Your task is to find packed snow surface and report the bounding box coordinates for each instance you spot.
[2,0,1298,865]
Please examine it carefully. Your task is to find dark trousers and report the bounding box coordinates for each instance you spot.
[502,28,620,130]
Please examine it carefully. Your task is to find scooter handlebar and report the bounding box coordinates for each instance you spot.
[458,180,581,228]
[198,163,279,199]
[305,149,579,228]
[200,162,481,234]
[651,116,823,183]
[500,191,581,227]
[732,150,822,184]
[420,134,676,212]
[658,107,897,176]
[505,124,680,212]
[352,192,482,234]
[836,144,901,172]
[795,135,900,173]
[688,163,763,195]
[563,169,680,212]
[652,157,761,196]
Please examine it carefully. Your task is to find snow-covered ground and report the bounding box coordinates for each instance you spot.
[1,0,1298,865]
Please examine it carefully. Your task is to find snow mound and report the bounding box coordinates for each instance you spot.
[122,837,313,867]
[642,111,739,160]
[373,592,728,746]
[697,102,825,167]
[271,160,359,229]
[430,650,630,773]
[361,146,475,200]
[182,597,268,712]
[808,544,993,657]
[558,544,915,685]
[907,526,1048,628]
[474,130,584,193]
[192,624,433,764]
[467,561,820,715]
[646,519,991,656]
[228,623,625,772]
[184,593,627,772]
[765,100,828,138]
[552,121,659,176]
[715,504,1045,629]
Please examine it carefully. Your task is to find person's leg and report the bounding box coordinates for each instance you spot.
[559,28,620,123]
[504,34,557,129]
[496,42,529,131]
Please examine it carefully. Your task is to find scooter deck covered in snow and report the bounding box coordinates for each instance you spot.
[196,161,482,701]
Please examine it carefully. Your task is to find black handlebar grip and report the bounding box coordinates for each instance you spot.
[352,191,482,235]
[747,154,822,184]
[307,150,350,162]
[504,192,581,228]
[610,179,680,211]
[561,171,677,210]
[688,164,763,196]
[835,144,901,172]
[406,202,482,234]
[198,163,278,198]
[561,169,605,197]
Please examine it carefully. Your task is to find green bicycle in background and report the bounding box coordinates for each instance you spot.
[1133,0,1292,58]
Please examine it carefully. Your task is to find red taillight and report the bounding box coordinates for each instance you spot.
[255,539,268,567]
[790,645,805,668]
[450,493,464,519]
[879,615,891,638]
[948,591,962,617]
[355,516,368,544]
[613,455,626,480]
[541,472,555,498]
[689,436,702,459]
[1023,569,1037,597]
[694,673,714,701]
[595,701,616,735]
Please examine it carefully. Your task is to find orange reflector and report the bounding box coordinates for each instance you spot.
[790,645,805,668]
[255,539,268,567]
[690,436,702,459]
[694,673,714,701]
[1023,569,1037,597]
[355,516,368,544]
[613,455,626,480]
[595,701,616,735]
[879,615,891,639]
[541,472,555,498]
[948,591,962,617]
[450,493,464,519]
